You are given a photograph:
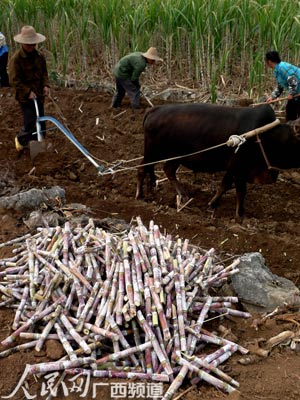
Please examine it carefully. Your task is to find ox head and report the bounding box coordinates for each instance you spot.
[287,117,300,136]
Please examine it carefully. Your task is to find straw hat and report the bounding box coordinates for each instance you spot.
[142,47,163,62]
[14,26,46,44]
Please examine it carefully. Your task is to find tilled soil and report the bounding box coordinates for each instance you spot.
[0,86,300,400]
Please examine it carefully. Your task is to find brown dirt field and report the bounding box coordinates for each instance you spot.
[0,85,300,400]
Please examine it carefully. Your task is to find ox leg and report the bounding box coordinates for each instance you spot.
[163,161,184,201]
[208,171,234,210]
[136,163,157,199]
[136,165,145,199]
[234,178,247,220]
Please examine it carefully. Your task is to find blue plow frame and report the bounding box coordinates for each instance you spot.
[37,115,105,173]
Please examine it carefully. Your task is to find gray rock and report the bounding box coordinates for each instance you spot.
[0,186,65,212]
[231,252,300,313]
[23,210,65,229]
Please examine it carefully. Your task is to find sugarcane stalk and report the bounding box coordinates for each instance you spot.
[188,296,213,356]
[0,233,32,249]
[162,365,189,400]
[135,216,148,243]
[153,224,168,275]
[27,357,96,375]
[131,319,146,370]
[151,349,159,372]
[204,343,238,364]
[45,226,61,252]
[172,304,181,357]
[35,317,57,352]
[144,334,153,374]
[73,278,86,318]
[106,315,140,367]
[115,261,124,325]
[121,301,131,322]
[55,321,78,360]
[26,239,37,307]
[178,252,187,320]
[191,301,232,312]
[20,332,72,340]
[12,286,29,330]
[95,255,117,326]
[65,281,76,311]
[88,253,102,282]
[182,352,239,387]
[68,316,119,342]
[62,222,70,267]
[123,241,136,318]
[176,356,236,394]
[137,310,173,376]
[149,245,162,293]
[96,341,152,366]
[76,281,100,332]
[1,295,65,346]
[130,256,141,307]
[143,272,152,324]
[213,307,251,318]
[128,231,144,292]
[0,283,23,301]
[162,270,175,286]
[0,340,38,358]
[137,240,152,274]
[173,260,186,352]
[148,276,171,340]
[60,314,91,354]
[65,368,170,382]
[190,350,236,386]
[195,296,239,303]
[105,232,112,273]
[200,327,248,354]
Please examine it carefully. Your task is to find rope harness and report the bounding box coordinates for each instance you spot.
[254,134,282,172]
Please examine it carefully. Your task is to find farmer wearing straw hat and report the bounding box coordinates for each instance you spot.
[9,26,50,151]
[265,50,300,122]
[111,47,162,110]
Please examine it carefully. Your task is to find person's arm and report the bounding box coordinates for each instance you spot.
[287,75,299,99]
[131,57,146,82]
[266,85,283,103]
[41,54,50,97]
[9,57,32,100]
[271,85,283,99]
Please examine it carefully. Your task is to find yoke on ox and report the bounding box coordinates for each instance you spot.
[136,103,300,219]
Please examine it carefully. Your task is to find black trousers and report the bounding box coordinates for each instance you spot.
[0,52,9,87]
[17,98,46,146]
[111,78,141,109]
[286,98,300,121]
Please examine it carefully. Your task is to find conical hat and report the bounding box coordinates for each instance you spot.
[14,26,46,44]
[142,47,163,62]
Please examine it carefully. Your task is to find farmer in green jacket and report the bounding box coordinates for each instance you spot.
[111,47,162,110]
[9,26,50,151]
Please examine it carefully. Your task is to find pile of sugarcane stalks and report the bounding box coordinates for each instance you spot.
[0,217,250,399]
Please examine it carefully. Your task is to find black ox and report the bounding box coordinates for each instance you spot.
[136,103,300,219]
